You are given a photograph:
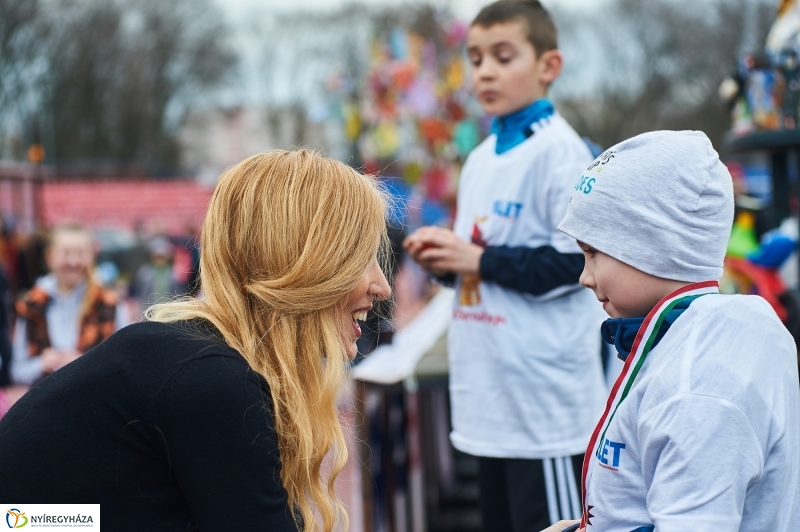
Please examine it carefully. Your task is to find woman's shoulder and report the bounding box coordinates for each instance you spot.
[92,320,266,409]
[133,322,273,415]
[115,319,225,343]
[100,320,247,372]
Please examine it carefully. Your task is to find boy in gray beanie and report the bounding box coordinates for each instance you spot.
[557,130,800,532]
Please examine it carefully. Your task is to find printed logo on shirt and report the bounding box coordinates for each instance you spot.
[452,308,507,326]
[492,200,523,219]
[595,437,626,471]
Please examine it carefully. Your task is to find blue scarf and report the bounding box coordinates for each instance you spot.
[491,99,555,155]
[601,296,700,362]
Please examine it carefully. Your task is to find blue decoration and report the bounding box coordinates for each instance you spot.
[748,229,797,268]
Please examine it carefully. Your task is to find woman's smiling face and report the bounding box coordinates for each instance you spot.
[340,256,391,359]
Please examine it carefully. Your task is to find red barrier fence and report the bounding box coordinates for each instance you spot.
[40,181,213,232]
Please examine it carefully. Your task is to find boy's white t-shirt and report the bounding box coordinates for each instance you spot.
[448,113,607,459]
[585,294,800,531]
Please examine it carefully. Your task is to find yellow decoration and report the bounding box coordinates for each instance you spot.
[343,103,361,142]
[445,57,464,90]
[403,161,423,184]
[373,120,401,158]
[408,33,424,69]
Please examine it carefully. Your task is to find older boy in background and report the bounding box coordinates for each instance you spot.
[405,1,606,530]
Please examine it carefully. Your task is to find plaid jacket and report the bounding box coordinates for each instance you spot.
[15,284,118,357]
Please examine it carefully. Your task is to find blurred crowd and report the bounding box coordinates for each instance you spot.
[0,218,200,411]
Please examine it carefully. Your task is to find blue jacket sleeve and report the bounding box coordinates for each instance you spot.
[479,245,584,296]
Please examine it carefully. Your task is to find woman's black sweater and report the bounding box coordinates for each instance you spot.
[0,321,297,531]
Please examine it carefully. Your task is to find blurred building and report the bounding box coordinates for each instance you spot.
[179,106,329,185]
[0,162,55,234]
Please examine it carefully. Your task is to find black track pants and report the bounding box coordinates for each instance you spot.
[477,454,584,532]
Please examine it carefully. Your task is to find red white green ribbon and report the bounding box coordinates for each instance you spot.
[580,281,719,528]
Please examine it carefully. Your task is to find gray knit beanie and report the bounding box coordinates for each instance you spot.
[557,130,734,282]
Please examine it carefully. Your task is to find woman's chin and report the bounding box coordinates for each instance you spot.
[343,339,358,360]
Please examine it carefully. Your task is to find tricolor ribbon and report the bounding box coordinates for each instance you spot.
[579,281,719,528]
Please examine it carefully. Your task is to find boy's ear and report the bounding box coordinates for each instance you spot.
[538,49,563,85]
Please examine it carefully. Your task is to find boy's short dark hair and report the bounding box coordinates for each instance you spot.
[472,0,557,57]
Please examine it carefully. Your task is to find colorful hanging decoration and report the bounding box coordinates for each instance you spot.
[327,8,488,227]
[343,102,362,143]
[721,3,800,134]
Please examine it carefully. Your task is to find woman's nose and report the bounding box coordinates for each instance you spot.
[370,260,392,301]
[373,272,392,301]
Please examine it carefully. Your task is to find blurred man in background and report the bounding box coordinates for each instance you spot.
[130,236,184,312]
[12,224,128,385]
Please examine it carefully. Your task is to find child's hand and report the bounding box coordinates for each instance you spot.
[404,227,440,263]
[403,226,483,276]
[40,348,62,374]
[58,349,82,367]
[41,348,82,374]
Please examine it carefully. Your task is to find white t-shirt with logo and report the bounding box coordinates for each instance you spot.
[448,113,607,459]
[585,294,800,531]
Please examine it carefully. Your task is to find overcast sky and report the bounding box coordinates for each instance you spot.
[205,0,615,110]
[216,0,601,23]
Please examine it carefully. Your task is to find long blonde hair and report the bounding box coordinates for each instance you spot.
[147,150,388,531]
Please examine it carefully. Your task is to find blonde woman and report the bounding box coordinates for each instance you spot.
[0,151,391,531]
